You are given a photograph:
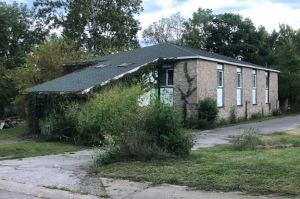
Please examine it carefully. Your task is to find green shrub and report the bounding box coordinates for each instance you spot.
[196,98,218,129]
[185,114,198,129]
[251,112,263,120]
[41,103,80,143]
[42,85,143,145]
[142,101,192,156]
[43,85,192,164]
[94,145,127,166]
[230,107,237,123]
[121,130,170,160]
[233,128,262,150]
[272,109,282,116]
[93,101,193,165]
[76,85,143,145]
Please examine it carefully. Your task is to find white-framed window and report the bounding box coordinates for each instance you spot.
[158,67,174,106]
[217,64,224,107]
[252,70,257,105]
[265,72,270,103]
[236,67,243,106]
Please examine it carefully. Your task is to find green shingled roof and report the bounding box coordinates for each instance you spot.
[26,43,279,94]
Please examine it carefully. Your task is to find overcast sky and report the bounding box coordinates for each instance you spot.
[5,0,300,40]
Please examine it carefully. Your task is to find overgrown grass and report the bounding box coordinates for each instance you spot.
[95,136,300,196]
[0,141,83,159]
[0,122,27,139]
[0,123,84,159]
[262,130,300,147]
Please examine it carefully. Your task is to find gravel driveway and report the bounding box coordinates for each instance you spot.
[194,114,300,148]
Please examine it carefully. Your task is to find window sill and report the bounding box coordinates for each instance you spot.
[159,85,174,88]
[252,104,257,106]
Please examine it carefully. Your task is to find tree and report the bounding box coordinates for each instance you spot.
[183,10,273,66]
[33,0,143,55]
[7,38,87,118]
[0,64,17,117]
[182,8,213,49]
[11,38,87,92]
[142,12,186,45]
[203,13,260,62]
[270,25,300,110]
[0,1,47,69]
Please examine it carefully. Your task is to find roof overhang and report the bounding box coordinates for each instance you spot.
[174,56,280,73]
[25,55,280,95]
[80,58,160,94]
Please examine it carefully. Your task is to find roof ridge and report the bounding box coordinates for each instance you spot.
[168,43,200,56]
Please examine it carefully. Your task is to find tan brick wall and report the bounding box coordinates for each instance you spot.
[197,60,217,100]
[173,60,198,117]
[173,59,279,121]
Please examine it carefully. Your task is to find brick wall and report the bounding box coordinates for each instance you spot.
[173,60,198,117]
[173,59,279,120]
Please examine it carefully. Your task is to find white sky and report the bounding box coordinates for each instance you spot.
[139,0,300,32]
[5,0,300,42]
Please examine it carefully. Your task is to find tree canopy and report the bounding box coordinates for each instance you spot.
[142,12,185,45]
[0,1,47,69]
[1,1,300,117]
[34,0,143,55]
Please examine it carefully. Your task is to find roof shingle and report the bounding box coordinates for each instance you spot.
[26,43,279,93]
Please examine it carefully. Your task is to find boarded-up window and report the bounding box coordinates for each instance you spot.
[217,64,224,107]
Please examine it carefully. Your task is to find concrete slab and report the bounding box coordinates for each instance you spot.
[129,184,281,199]
[2,115,299,198]
[0,179,100,199]
[194,114,300,148]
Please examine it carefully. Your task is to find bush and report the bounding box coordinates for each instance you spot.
[42,85,143,145]
[122,131,170,160]
[94,145,127,166]
[233,128,262,150]
[190,98,218,129]
[230,107,237,123]
[77,85,143,145]
[142,101,193,156]
[272,109,282,116]
[93,101,193,165]
[43,85,192,164]
[41,103,80,143]
[251,112,263,120]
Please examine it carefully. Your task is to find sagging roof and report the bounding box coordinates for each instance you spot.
[26,43,279,94]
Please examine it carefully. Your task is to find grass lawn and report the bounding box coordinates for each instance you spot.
[0,122,27,140]
[96,133,300,196]
[0,123,84,159]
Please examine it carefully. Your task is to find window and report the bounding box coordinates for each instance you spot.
[252,70,257,105]
[236,67,242,106]
[158,67,174,106]
[158,67,174,87]
[265,72,270,103]
[217,70,223,87]
[217,64,224,107]
[167,69,174,86]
